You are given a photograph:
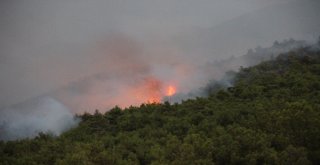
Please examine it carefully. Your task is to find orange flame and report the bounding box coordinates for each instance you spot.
[166,85,176,96]
[133,77,162,104]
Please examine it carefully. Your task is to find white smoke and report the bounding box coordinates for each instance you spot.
[0,97,79,141]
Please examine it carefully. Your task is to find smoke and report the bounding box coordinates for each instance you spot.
[1,0,311,108]
[0,97,79,141]
[49,34,201,111]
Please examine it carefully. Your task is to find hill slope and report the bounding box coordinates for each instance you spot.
[1,47,320,164]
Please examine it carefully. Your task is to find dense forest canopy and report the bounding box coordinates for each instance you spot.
[1,45,320,164]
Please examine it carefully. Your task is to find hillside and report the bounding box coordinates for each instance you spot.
[1,47,320,164]
[168,38,309,102]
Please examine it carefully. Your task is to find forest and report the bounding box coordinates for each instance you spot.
[1,46,320,165]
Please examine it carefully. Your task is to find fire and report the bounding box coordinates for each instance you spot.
[124,77,178,105]
[166,85,176,96]
[133,77,162,104]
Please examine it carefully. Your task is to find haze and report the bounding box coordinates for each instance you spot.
[0,0,320,140]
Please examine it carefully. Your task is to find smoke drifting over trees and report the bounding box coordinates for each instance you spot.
[0,0,320,140]
[0,97,79,141]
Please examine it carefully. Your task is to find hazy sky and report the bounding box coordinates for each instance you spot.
[0,0,315,109]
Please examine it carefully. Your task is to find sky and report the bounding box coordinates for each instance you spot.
[0,0,297,109]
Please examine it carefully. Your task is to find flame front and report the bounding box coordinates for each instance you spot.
[166,85,176,96]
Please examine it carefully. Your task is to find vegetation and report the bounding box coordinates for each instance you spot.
[1,47,320,164]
